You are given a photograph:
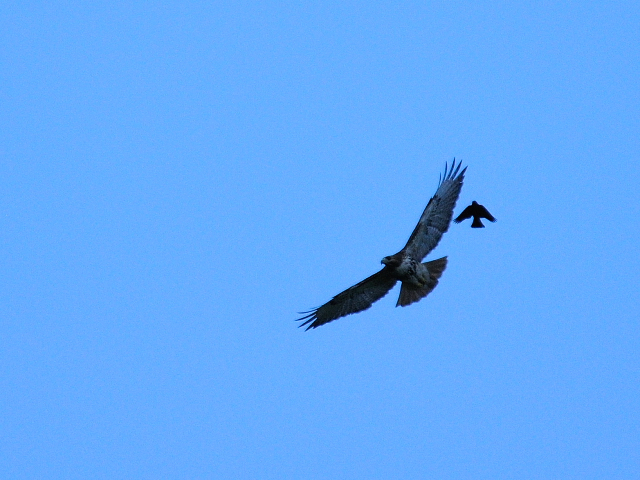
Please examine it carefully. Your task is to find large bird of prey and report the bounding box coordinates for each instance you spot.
[454,201,496,228]
[298,160,466,330]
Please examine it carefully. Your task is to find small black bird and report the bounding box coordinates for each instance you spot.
[454,201,496,228]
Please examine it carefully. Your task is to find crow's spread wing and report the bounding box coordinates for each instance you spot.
[477,204,496,222]
[402,160,466,261]
[297,269,397,330]
[454,205,474,223]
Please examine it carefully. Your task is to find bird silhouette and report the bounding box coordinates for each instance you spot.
[454,201,496,228]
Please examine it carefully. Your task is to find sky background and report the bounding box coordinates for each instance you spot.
[2,1,639,478]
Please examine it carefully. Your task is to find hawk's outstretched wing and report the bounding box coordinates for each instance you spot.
[402,159,466,261]
[297,269,397,330]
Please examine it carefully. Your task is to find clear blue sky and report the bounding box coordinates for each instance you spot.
[2,2,639,478]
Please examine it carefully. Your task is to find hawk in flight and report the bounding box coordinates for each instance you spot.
[298,160,466,330]
[454,201,496,228]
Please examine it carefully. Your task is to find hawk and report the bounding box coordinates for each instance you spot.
[454,201,496,228]
[298,160,466,330]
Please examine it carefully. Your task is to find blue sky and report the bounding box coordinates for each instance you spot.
[2,1,639,478]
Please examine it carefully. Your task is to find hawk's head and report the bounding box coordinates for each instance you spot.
[381,255,401,268]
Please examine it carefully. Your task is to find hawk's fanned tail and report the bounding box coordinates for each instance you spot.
[396,256,448,307]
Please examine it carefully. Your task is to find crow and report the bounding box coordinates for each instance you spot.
[454,201,495,228]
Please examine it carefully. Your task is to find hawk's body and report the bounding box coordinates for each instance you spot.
[298,160,466,330]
